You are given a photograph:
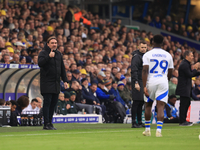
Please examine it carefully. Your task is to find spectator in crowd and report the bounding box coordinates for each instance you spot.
[22,98,39,113]
[120,75,132,106]
[66,80,93,113]
[96,79,126,122]
[5,101,11,107]
[71,69,81,83]
[163,95,179,123]
[192,77,200,100]
[64,5,76,26]
[9,100,19,126]
[14,95,29,116]
[82,78,98,105]
[81,78,105,115]
[0,98,5,106]
[64,91,71,102]
[56,92,67,115]
[36,97,43,109]
[168,77,178,96]
[66,91,78,114]
[109,80,126,108]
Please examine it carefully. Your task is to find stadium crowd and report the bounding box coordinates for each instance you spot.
[143,15,200,41]
[138,0,200,42]
[0,1,200,124]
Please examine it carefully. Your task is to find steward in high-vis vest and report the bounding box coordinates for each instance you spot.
[74,10,91,26]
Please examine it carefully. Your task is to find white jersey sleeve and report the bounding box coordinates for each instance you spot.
[142,53,149,66]
[168,54,174,69]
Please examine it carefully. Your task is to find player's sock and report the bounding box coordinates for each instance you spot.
[145,120,151,131]
[157,121,163,133]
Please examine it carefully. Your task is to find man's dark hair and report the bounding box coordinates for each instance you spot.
[5,101,11,106]
[10,100,18,106]
[47,36,57,43]
[72,80,79,85]
[70,63,77,68]
[0,99,5,105]
[32,55,38,59]
[169,94,177,100]
[112,67,117,71]
[153,34,164,44]
[183,51,192,59]
[139,41,147,45]
[31,98,38,103]
[91,83,97,87]
[17,96,29,108]
[3,53,10,58]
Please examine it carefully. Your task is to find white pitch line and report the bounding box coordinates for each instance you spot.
[0,127,200,137]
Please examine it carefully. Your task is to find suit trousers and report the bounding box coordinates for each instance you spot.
[131,100,144,124]
[179,96,191,124]
[42,93,59,125]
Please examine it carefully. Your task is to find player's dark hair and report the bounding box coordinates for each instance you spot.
[5,101,11,106]
[0,99,5,105]
[10,100,18,106]
[31,98,38,103]
[17,96,29,108]
[183,50,192,59]
[153,34,164,44]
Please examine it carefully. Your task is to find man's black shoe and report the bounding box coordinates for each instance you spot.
[138,123,145,128]
[131,123,140,128]
[179,121,193,126]
[43,123,54,130]
[49,123,57,130]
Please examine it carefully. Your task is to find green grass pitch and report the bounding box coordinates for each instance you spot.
[0,123,199,150]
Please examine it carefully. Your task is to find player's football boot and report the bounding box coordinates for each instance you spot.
[142,130,151,136]
[156,131,162,137]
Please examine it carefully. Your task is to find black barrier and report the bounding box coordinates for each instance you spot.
[0,64,41,101]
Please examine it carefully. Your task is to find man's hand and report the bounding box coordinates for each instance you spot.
[93,101,97,105]
[194,62,200,70]
[81,99,86,104]
[135,83,140,91]
[49,50,55,58]
[144,87,149,97]
[64,82,68,89]
[97,103,100,105]
[66,104,70,109]
[79,85,82,90]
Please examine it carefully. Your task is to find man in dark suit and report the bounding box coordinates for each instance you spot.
[38,36,68,130]
[82,79,106,116]
[176,51,200,126]
[131,41,147,128]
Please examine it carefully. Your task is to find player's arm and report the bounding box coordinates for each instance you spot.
[168,69,173,81]
[142,65,149,88]
[168,55,174,81]
[142,65,149,97]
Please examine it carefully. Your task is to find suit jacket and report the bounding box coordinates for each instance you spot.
[176,59,200,97]
[131,50,144,101]
[82,86,100,104]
